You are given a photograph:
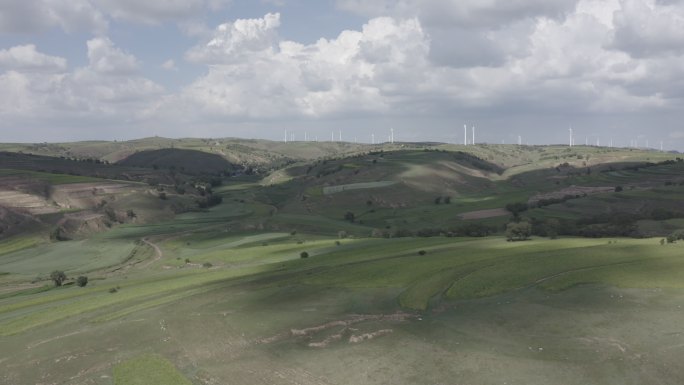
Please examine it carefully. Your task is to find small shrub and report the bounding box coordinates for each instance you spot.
[109,287,118,293]
[202,262,213,268]
[335,241,341,246]
[418,250,427,255]
[50,270,66,287]
[344,211,355,222]
[300,251,309,258]
[184,258,191,264]
[76,276,88,287]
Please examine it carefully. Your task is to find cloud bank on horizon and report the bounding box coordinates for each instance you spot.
[0,0,682,149]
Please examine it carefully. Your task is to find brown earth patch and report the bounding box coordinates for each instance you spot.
[458,208,509,220]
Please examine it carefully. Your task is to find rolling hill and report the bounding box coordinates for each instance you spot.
[117,148,239,175]
[2,139,684,384]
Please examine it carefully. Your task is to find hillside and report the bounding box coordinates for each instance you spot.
[248,146,684,239]
[117,148,239,175]
[2,143,682,241]
[2,140,684,385]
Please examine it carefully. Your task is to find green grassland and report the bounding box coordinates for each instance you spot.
[1,232,684,384]
[113,354,193,385]
[2,142,684,384]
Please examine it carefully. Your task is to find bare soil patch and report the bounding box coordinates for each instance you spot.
[458,208,509,220]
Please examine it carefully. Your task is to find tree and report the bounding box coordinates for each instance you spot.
[300,251,309,258]
[76,276,88,287]
[344,211,355,222]
[506,202,529,222]
[506,222,532,242]
[505,202,529,216]
[544,218,560,239]
[50,270,66,287]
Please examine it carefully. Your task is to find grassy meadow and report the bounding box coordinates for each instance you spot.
[1,140,684,384]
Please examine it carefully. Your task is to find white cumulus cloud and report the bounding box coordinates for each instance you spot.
[86,37,139,75]
[0,37,162,124]
[0,45,67,72]
[185,12,281,64]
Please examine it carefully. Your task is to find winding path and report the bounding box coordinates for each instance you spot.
[140,238,163,268]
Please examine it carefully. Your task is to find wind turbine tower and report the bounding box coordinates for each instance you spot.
[339,130,342,142]
[284,129,288,143]
[569,127,573,147]
[472,125,475,145]
[464,124,468,146]
[391,128,394,144]
[661,141,664,151]
[372,133,375,144]
[518,135,522,146]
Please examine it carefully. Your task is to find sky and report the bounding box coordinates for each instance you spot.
[0,0,683,149]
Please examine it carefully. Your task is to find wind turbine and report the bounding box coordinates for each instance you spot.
[371,133,375,144]
[518,135,522,146]
[661,141,664,151]
[464,124,468,146]
[339,130,342,142]
[569,126,573,147]
[284,129,288,143]
[472,125,475,146]
[390,128,394,144]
